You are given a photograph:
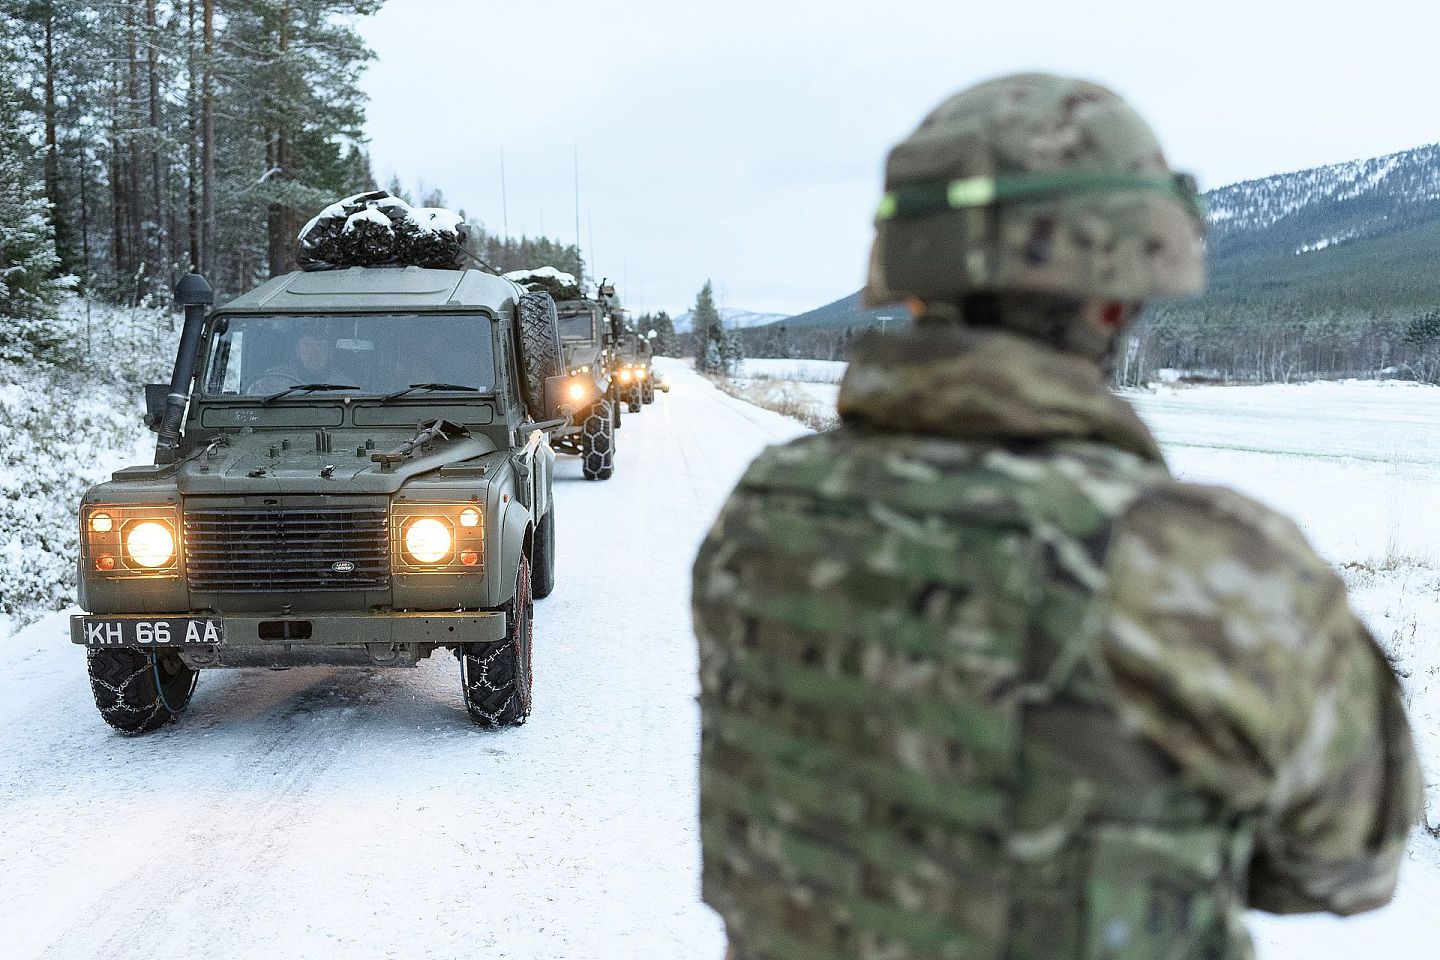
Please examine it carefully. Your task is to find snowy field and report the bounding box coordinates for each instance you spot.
[2,358,1438,958]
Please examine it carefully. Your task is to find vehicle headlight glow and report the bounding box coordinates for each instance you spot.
[84,505,181,578]
[459,507,481,528]
[620,369,632,382]
[567,382,587,402]
[125,520,176,569]
[404,517,453,565]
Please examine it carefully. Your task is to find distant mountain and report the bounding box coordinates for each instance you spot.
[1206,144,1440,268]
[774,142,1440,334]
[672,307,791,333]
[781,291,906,331]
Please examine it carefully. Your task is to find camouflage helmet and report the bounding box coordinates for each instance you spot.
[863,73,1205,307]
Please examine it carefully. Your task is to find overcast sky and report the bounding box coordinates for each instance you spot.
[359,0,1440,317]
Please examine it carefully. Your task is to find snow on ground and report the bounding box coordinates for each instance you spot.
[0,358,802,960]
[735,358,847,383]
[2,359,1436,959]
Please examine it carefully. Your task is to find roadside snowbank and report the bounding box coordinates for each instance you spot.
[0,298,171,635]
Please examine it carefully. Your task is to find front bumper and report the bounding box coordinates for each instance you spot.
[71,611,507,668]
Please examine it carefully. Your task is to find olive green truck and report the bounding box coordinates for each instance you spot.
[72,266,588,734]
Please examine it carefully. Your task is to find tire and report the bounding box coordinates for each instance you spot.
[516,292,565,419]
[611,388,623,429]
[626,382,643,413]
[642,381,655,404]
[461,556,533,728]
[87,648,197,735]
[582,399,615,481]
[532,506,556,600]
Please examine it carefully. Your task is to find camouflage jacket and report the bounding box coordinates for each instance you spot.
[693,327,1420,960]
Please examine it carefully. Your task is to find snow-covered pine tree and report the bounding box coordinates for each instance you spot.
[649,310,677,356]
[720,325,744,377]
[0,59,66,361]
[691,279,725,374]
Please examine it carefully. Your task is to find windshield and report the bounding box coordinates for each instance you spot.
[201,314,496,398]
[557,308,596,341]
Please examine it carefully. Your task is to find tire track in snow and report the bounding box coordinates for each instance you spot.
[2,360,802,960]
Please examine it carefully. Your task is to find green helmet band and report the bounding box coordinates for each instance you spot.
[876,170,1205,223]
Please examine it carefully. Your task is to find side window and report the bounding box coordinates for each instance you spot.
[204,330,244,394]
[223,332,244,393]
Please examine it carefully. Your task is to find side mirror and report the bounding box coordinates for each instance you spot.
[143,383,169,431]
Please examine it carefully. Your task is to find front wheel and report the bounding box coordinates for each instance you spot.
[642,381,655,404]
[87,648,198,734]
[460,556,533,728]
[581,400,615,481]
[626,382,643,413]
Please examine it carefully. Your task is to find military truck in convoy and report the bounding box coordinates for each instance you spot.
[72,265,589,734]
[551,284,624,480]
[612,325,662,411]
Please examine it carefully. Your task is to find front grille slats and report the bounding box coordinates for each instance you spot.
[185,505,391,593]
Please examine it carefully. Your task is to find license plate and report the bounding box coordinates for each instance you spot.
[79,617,223,647]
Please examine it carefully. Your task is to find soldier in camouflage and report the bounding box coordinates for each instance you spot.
[692,73,1421,960]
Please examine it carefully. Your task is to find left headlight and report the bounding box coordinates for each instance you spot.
[84,504,181,577]
[126,520,176,569]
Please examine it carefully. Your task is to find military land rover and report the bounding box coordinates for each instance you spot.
[551,285,623,480]
[613,326,661,411]
[73,266,589,734]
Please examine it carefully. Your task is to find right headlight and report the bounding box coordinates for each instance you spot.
[83,504,181,577]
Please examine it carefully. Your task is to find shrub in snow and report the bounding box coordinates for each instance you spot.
[0,61,69,362]
[0,297,171,629]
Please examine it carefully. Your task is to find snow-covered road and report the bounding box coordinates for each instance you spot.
[3,359,1436,959]
[0,359,805,960]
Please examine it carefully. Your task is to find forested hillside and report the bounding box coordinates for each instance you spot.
[0,2,582,306]
[1,1,386,303]
[0,2,581,629]
[771,144,1440,382]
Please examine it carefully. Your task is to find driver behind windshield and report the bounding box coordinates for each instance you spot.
[247,334,356,395]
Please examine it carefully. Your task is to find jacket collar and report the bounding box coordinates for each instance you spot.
[836,327,1166,464]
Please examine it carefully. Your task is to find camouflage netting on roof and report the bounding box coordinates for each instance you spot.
[297,190,472,271]
[502,266,586,302]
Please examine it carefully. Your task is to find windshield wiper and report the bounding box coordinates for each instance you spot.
[262,383,360,405]
[382,382,481,401]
